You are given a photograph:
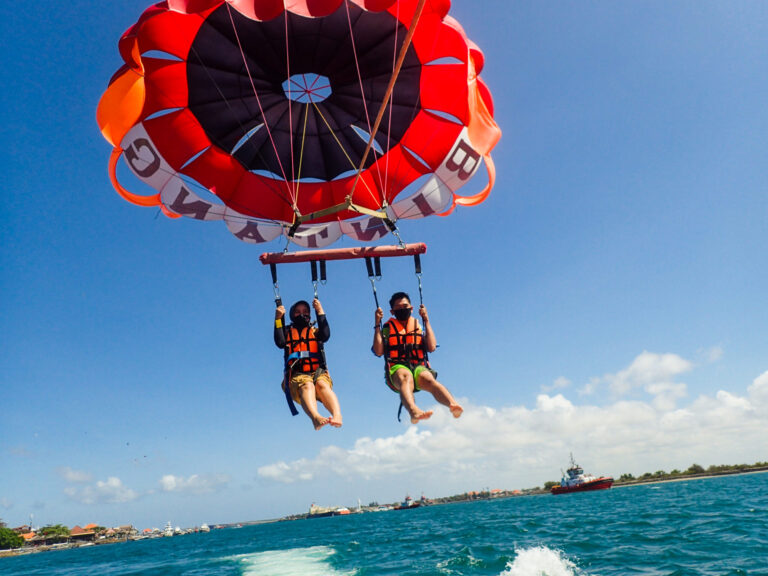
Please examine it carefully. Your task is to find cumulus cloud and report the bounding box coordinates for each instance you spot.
[58,467,92,483]
[159,474,229,494]
[701,346,724,363]
[256,356,768,491]
[747,370,768,405]
[64,477,139,505]
[600,351,693,409]
[542,376,571,393]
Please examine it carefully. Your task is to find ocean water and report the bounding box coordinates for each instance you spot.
[2,473,767,575]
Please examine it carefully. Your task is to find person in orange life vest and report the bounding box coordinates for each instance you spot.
[275,298,342,430]
[372,292,463,424]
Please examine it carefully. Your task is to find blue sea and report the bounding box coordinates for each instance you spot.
[2,473,767,575]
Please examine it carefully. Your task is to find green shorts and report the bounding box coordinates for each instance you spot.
[386,364,434,393]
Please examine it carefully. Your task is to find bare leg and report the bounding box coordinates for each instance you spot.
[298,383,329,430]
[417,372,463,418]
[391,368,432,424]
[315,377,342,428]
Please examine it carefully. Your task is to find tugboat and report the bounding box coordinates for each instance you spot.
[394,495,419,510]
[394,494,428,510]
[551,454,614,495]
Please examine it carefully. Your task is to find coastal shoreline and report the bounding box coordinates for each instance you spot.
[4,467,767,559]
[612,466,768,489]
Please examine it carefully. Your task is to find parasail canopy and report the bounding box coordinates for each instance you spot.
[97,0,501,248]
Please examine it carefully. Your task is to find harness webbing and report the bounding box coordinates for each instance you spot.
[282,325,327,416]
[383,318,428,369]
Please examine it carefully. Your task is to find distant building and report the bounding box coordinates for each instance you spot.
[69,526,96,543]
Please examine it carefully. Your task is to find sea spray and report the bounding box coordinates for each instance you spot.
[234,545,355,576]
[502,546,584,576]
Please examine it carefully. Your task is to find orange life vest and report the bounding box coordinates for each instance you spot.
[383,317,426,369]
[284,325,325,373]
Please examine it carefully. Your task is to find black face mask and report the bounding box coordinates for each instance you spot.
[292,314,311,328]
[393,308,412,322]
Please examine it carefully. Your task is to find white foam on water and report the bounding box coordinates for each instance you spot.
[231,545,355,576]
[501,546,586,576]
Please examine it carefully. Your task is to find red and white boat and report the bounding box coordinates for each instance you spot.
[551,454,614,495]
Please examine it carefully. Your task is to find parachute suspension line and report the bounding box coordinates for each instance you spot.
[291,103,311,216]
[344,1,385,198]
[348,0,428,202]
[381,0,402,207]
[365,256,383,314]
[310,102,367,184]
[186,47,294,213]
[308,101,379,209]
[344,2,373,146]
[225,4,293,198]
[285,101,375,238]
[414,253,424,306]
[385,2,440,216]
[269,263,282,307]
[282,102,388,234]
[284,11,296,187]
[285,0,427,237]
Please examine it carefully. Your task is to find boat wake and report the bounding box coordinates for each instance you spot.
[232,545,355,576]
[501,546,586,576]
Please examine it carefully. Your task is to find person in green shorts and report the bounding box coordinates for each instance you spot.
[372,292,463,424]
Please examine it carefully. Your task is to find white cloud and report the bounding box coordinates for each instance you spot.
[58,467,92,484]
[64,477,138,505]
[578,377,601,396]
[602,351,693,408]
[256,361,768,492]
[702,346,724,363]
[542,376,571,393]
[159,474,229,494]
[747,370,768,405]
[1,497,12,511]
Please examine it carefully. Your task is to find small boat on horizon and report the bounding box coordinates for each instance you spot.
[551,454,614,495]
[394,494,428,510]
[307,503,350,518]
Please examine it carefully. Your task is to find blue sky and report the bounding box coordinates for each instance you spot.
[2,1,767,531]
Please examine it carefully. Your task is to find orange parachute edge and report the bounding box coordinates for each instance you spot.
[438,154,496,216]
[97,68,146,148]
[467,57,501,156]
[108,147,163,209]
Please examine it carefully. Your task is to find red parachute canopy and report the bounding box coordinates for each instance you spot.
[97,0,500,248]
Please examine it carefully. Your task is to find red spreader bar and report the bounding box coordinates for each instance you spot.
[259,243,427,265]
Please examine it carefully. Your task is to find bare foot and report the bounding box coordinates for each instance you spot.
[410,410,433,424]
[312,415,329,430]
[328,416,343,428]
[449,404,463,419]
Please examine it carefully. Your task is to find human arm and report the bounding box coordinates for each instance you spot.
[371,307,384,356]
[313,298,330,342]
[274,305,286,348]
[419,304,437,353]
